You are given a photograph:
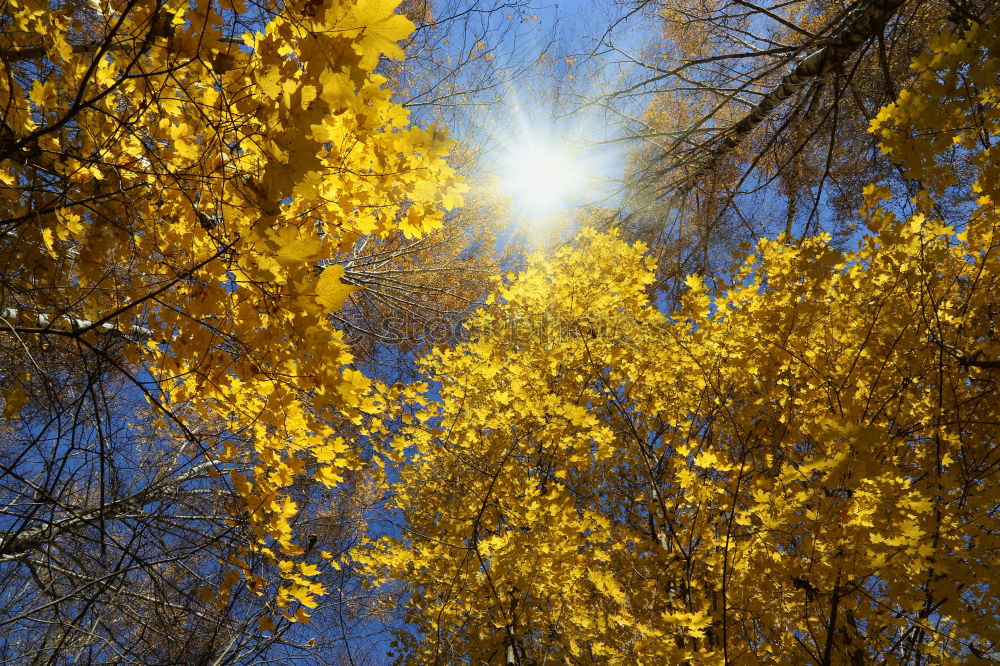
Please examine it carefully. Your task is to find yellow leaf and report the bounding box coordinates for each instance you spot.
[588,569,626,605]
[346,0,414,67]
[279,540,305,556]
[230,472,253,498]
[29,80,55,107]
[55,208,84,240]
[41,228,57,257]
[256,65,282,100]
[693,449,734,472]
[318,69,355,108]
[314,265,356,311]
[273,227,324,267]
[315,464,344,487]
[299,562,321,577]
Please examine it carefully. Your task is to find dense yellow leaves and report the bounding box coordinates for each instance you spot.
[870,21,1000,203]
[356,17,1000,664]
[0,0,462,626]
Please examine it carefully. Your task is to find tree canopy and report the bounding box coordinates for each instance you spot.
[356,12,1000,664]
[1,0,463,658]
[0,0,998,663]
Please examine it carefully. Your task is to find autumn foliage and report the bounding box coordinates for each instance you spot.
[355,19,1000,664]
[1,0,462,633]
[1,0,999,663]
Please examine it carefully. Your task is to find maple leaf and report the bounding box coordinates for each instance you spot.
[345,0,414,67]
[272,227,325,266]
[314,265,356,311]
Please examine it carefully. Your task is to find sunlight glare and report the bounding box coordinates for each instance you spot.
[501,140,585,218]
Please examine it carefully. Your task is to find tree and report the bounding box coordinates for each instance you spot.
[330,0,547,380]
[355,16,1000,663]
[0,0,463,659]
[585,0,995,299]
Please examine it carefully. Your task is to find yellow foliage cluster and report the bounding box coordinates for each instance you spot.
[870,20,1000,205]
[356,18,1000,663]
[0,0,463,623]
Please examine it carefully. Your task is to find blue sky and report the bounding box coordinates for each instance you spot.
[408,0,654,227]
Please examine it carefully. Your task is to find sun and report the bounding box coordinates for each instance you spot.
[487,95,623,224]
[500,139,587,218]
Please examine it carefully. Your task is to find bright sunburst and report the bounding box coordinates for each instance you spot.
[488,91,623,225]
[501,139,585,217]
